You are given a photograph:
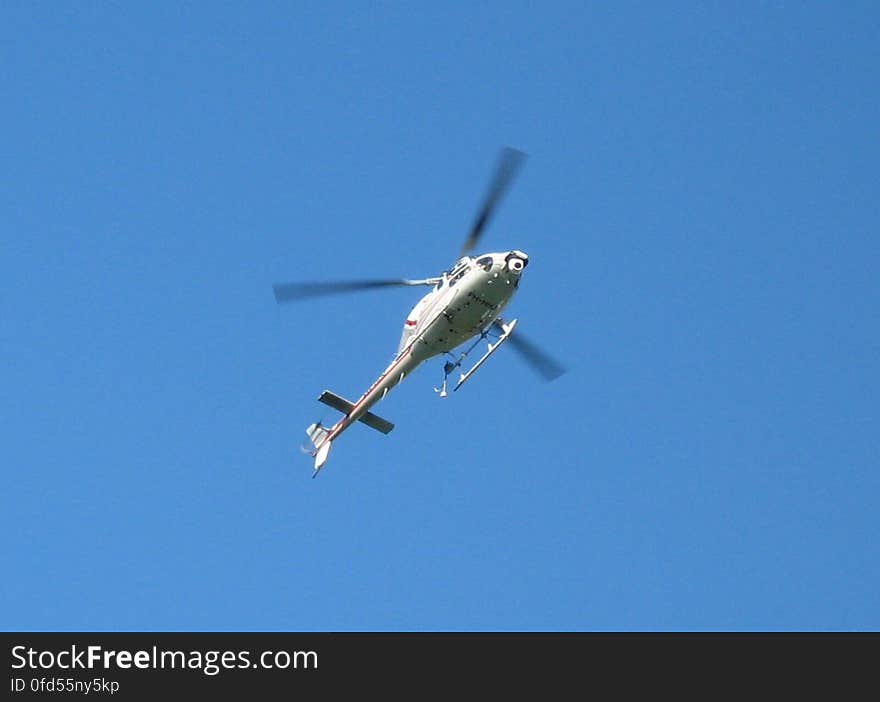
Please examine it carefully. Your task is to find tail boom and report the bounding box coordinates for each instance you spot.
[303,348,424,476]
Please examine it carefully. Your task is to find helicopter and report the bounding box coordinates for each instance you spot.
[273,147,565,476]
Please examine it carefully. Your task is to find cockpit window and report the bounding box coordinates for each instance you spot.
[475,256,494,272]
[448,268,468,287]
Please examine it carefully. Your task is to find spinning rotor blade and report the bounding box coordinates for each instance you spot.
[494,321,566,381]
[273,278,439,303]
[459,147,527,258]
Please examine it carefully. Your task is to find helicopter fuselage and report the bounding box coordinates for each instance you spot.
[315,250,529,453]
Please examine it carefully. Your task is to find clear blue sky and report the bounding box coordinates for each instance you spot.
[3,3,878,631]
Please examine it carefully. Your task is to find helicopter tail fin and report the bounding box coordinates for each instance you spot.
[305,422,332,475]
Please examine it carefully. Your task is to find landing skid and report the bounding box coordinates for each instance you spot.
[434,318,518,396]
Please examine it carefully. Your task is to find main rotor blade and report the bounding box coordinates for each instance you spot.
[459,147,527,258]
[273,278,439,303]
[494,321,566,381]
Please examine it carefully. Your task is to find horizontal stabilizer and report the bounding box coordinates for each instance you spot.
[318,390,394,435]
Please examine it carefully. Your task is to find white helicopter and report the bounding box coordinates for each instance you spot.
[274,148,565,476]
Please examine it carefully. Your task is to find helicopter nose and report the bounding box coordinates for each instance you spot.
[505,250,529,272]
